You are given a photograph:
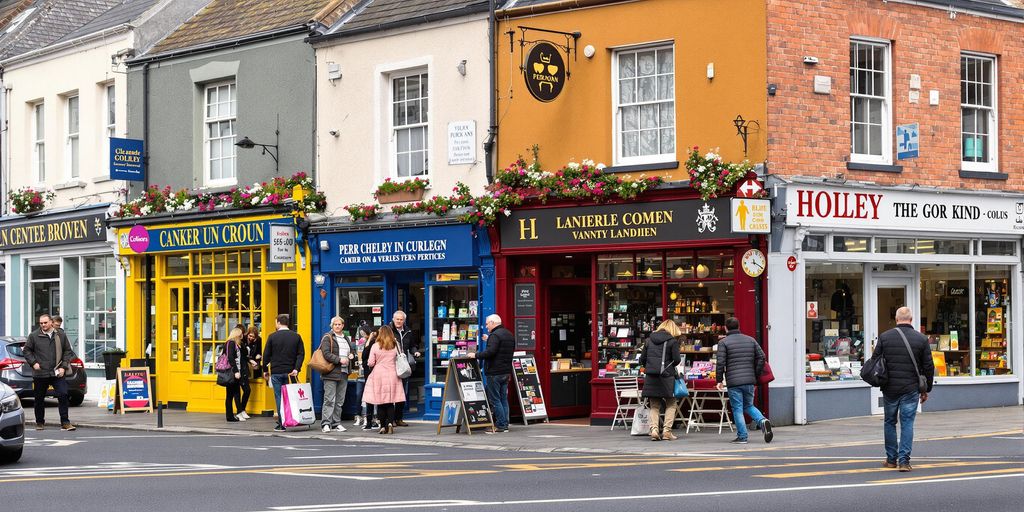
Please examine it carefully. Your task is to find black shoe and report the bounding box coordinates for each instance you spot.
[226,417,240,423]
[362,425,374,430]
[730,437,748,444]
[273,425,286,432]
[761,419,774,443]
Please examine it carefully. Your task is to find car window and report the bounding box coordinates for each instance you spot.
[6,343,25,357]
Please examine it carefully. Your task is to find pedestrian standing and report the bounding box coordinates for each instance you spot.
[474,314,514,433]
[319,316,356,433]
[23,314,75,431]
[360,329,378,430]
[875,306,934,472]
[642,320,682,441]
[387,311,419,427]
[363,326,405,434]
[352,324,372,427]
[716,317,773,444]
[263,314,305,432]
[244,326,263,380]
[224,328,247,422]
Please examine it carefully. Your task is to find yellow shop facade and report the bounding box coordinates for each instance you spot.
[112,210,311,413]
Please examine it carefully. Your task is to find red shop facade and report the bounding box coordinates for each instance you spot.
[491,189,769,424]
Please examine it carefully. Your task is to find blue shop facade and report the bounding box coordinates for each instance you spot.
[308,218,494,420]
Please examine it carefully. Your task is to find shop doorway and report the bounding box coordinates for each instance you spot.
[545,283,592,417]
[29,263,60,328]
[868,278,912,414]
[394,277,425,416]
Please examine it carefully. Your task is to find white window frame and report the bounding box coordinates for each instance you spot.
[389,69,430,180]
[65,94,80,179]
[849,38,892,165]
[203,80,237,187]
[31,102,45,183]
[960,52,998,173]
[103,83,116,174]
[81,255,118,365]
[611,43,676,166]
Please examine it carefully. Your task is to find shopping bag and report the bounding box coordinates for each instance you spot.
[673,378,689,399]
[757,362,776,385]
[630,401,653,436]
[281,381,315,427]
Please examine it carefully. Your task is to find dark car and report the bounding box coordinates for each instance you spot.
[0,336,87,406]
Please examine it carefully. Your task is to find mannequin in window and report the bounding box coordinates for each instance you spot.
[831,282,855,332]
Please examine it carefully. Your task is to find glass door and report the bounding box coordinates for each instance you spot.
[167,283,191,402]
[868,278,912,414]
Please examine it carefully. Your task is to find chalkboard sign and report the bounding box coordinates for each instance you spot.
[511,353,548,424]
[515,284,536,316]
[515,318,536,350]
[436,357,494,434]
[117,367,153,413]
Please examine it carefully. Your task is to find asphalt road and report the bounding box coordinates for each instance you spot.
[3,426,1022,512]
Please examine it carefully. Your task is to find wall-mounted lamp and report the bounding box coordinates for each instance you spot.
[319,239,330,251]
[457,59,467,76]
[732,114,760,157]
[314,274,326,286]
[583,45,596,58]
[236,130,280,174]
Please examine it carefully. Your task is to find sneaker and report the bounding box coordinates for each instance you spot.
[883,460,898,469]
[61,423,76,431]
[322,424,332,433]
[353,415,363,426]
[235,413,247,422]
[730,437,748,444]
[497,427,509,433]
[239,411,250,420]
[334,424,347,432]
[274,425,286,432]
[761,419,774,443]
[35,423,44,430]
[898,463,912,472]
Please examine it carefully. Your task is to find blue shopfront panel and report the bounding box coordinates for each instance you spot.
[318,224,478,273]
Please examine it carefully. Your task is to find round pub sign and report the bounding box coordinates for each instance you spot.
[524,42,566,102]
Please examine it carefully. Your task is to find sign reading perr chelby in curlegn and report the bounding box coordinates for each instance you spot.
[784,185,1024,235]
[318,224,477,273]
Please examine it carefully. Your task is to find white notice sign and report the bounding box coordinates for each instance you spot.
[730,198,771,233]
[269,224,295,264]
[447,121,476,165]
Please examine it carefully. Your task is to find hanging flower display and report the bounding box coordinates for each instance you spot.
[8,186,55,215]
[684,146,754,201]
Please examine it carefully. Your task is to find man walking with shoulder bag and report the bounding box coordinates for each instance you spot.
[874,307,934,472]
[716,317,772,444]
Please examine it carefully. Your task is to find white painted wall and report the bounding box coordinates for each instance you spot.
[3,32,131,210]
[314,17,491,214]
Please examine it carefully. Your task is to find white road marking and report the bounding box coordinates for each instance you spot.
[23,438,81,447]
[528,435,568,438]
[992,436,1024,440]
[78,434,233,439]
[265,471,382,481]
[288,453,437,460]
[251,473,1024,511]
[0,462,229,478]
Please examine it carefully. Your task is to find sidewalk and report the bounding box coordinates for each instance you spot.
[69,403,1023,456]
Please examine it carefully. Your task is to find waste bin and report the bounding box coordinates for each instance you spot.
[102,351,125,380]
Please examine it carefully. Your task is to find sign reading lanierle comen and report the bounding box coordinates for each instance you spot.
[447,121,476,165]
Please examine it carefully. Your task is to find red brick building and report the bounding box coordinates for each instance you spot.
[764,0,1024,424]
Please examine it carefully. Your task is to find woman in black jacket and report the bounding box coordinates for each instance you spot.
[225,327,248,422]
[641,320,682,441]
[244,326,263,381]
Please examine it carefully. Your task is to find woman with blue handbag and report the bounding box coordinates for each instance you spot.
[642,320,682,441]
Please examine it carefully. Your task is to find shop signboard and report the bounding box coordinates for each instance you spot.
[0,211,105,251]
[785,185,1024,235]
[320,224,476,272]
[730,198,771,234]
[268,224,296,263]
[118,219,275,254]
[524,41,566,102]
[109,137,145,181]
[117,367,153,413]
[436,357,494,434]
[499,198,735,249]
[511,353,549,423]
[514,318,536,350]
[514,284,536,316]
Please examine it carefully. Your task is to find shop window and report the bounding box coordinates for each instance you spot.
[337,286,384,334]
[916,239,970,255]
[920,264,970,377]
[696,250,734,279]
[804,263,865,382]
[850,39,891,163]
[876,238,914,254]
[975,265,1011,375]
[189,277,261,375]
[165,255,190,276]
[961,53,997,172]
[668,282,731,335]
[636,253,662,280]
[801,235,826,252]
[833,236,869,253]
[429,283,479,383]
[598,254,634,280]
[666,252,694,279]
[597,283,661,377]
[981,240,1016,256]
[83,256,117,364]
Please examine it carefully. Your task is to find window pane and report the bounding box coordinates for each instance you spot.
[405,75,419,100]
[640,104,658,129]
[638,76,656,102]
[622,132,639,158]
[801,234,826,252]
[597,254,633,280]
[657,49,673,73]
[68,97,79,132]
[657,75,674,101]
[618,54,635,78]
[637,51,656,76]
[982,240,1015,256]
[397,128,410,152]
[636,252,662,280]
[876,238,914,253]
[920,264,970,377]
[639,130,658,155]
[975,265,1011,375]
[621,105,639,131]
[397,152,409,177]
[868,124,882,156]
[394,77,404,101]
[805,262,865,381]
[659,128,675,154]
[619,79,635,104]
[833,236,868,252]
[410,126,424,151]
[659,103,675,127]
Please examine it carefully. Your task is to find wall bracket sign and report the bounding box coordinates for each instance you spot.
[508,26,581,102]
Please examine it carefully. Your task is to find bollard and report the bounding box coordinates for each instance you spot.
[157,401,164,428]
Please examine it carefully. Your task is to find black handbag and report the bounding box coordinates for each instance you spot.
[216,369,236,387]
[860,341,888,387]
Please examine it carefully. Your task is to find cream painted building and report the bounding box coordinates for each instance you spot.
[311,8,492,211]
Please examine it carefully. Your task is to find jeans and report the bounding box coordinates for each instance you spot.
[485,373,510,429]
[883,391,920,465]
[727,384,766,440]
[270,374,289,427]
[32,376,70,425]
[321,377,349,427]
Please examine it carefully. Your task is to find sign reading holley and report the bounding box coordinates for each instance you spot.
[785,185,1023,234]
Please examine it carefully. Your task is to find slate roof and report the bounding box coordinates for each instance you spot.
[148,0,345,56]
[324,0,490,36]
[54,0,160,44]
[0,0,123,62]
[0,0,34,29]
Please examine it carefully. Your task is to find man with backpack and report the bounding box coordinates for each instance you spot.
[873,306,934,472]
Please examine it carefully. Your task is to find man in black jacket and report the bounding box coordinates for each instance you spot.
[388,311,420,427]
[716,317,772,444]
[874,306,934,472]
[263,314,305,431]
[23,314,75,431]
[474,314,515,432]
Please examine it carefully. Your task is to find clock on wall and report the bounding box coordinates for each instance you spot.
[741,248,766,278]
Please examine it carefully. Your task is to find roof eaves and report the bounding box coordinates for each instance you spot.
[308,1,489,44]
[890,0,1024,20]
[0,22,130,67]
[128,24,309,65]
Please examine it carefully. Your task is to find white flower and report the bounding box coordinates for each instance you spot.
[503,209,511,216]
[596,163,606,170]
[567,162,580,170]
[582,159,595,167]
[251,196,261,206]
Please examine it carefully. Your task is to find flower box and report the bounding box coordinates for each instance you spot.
[376,188,425,204]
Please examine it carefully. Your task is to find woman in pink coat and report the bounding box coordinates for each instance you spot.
[362,326,405,434]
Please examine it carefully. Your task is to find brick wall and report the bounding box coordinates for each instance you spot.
[767,0,1024,191]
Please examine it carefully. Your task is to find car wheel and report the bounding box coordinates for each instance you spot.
[69,393,84,407]
[0,448,22,464]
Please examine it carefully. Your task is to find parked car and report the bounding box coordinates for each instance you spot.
[0,381,24,463]
[0,336,87,406]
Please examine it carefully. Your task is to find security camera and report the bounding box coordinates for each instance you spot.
[328,130,339,138]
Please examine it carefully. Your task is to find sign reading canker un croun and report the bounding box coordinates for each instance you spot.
[0,212,105,251]
[118,219,276,254]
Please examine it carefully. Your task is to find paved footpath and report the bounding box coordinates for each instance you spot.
[65,402,1023,455]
